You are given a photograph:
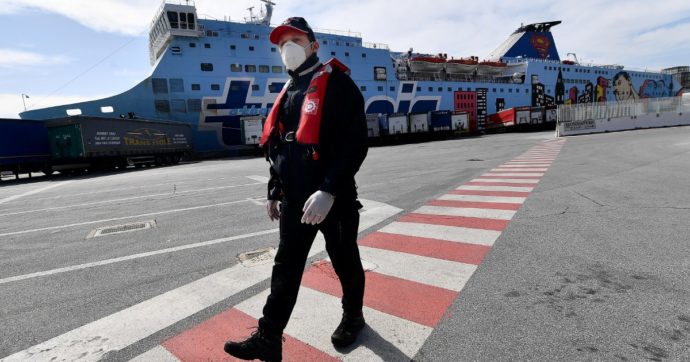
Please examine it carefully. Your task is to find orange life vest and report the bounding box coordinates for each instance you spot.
[259,58,350,148]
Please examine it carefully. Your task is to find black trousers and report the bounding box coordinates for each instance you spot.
[259,199,365,334]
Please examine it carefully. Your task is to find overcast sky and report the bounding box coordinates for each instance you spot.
[1,0,689,118]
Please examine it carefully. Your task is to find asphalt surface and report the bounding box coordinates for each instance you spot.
[417,127,690,361]
[1,127,688,361]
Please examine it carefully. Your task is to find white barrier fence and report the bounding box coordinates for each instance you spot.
[556,96,690,136]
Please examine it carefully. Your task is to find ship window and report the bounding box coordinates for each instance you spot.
[152,78,169,94]
[188,13,195,29]
[525,89,529,93]
[500,88,504,92]
[172,99,187,113]
[211,84,220,91]
[188,99,202,112]
[230,45,236,50]
[322,40,327,45]
[171,46,182,54]
[249,46,255,51]
[100,106,114,113]
[336,41,340,46]
[438,87,443,92]
[509,89,512,93]
[390,86,395,92]
[191,84,200,90]
[205,43,211,48]
[271,47,276,52]
[331,51,336,56]
[200,63,213,71]
[428,87,433,92]
[167,11,179,29]
[492,88,496,92]
[272,66,283,73]
[346,42,350,46]
[190,42,196,48]
[259,65,270,73]
[360,86,367,91]
[169,78,184,92]
[362,53,367,58]
[252,84,260,91]
[378,86,384,91]
[180,13,188,30]
[66,108,82,116]
[417,86,421,92]
[345,52,350,57]
[245,65,257,72]
[155,100,171,113]
[447,87,452,91]
[231,64,242,72]
[241,33,250,39]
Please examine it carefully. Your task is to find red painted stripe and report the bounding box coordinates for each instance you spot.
[399,213,509,231]
[475,175,542,179]
[464,182,538,187]
[427,199,522,211]
[449,189,531,197]
[302,261,457,328]
[163,308,338,362]
[359,231,491,265]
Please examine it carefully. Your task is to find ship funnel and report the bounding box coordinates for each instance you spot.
[486,21,561,61]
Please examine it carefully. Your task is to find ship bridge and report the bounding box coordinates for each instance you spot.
[149,1,203,65]
[487,21,562,62]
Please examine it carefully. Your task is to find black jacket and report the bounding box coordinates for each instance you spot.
[265,54,368,204]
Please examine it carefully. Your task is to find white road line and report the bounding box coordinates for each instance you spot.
[129,346,179,362]
[482,172,544,177]
[379,221,501,246]
[246,197,266,206]
[358,246,477,292]
[2,199,401,362]
[0,181,71,205]
[456,185,534,192]
[0,182,263,217]
[471,178,540,184]
[491,168,547,172]
[0,229,278,286]
[246,175,269,183]
[438,194,527,203]
[499,164,551,168]
[0,198,263,238]
[414,205,516,220]
[235,288,432,361]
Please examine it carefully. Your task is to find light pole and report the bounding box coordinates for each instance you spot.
[21,93,29,112]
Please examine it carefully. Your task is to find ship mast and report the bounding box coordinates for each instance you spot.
[246,0,275,25]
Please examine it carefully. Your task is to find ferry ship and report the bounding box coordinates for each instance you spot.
[19,0,690,155]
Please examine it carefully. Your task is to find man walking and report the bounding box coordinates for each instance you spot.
[224,17,369,361]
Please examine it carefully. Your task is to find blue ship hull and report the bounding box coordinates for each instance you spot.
[20,3,685,155]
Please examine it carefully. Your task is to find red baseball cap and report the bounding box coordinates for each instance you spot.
[269,17,316,45]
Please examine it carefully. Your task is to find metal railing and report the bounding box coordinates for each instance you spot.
[557,96,688,124]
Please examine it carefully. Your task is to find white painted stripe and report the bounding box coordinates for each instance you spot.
[456,185,534,192]
[0,229,278,286]
[246,175,269,183]
[414,205,516,220]
[358,246,478,292]
[0,181,71,205]
[0,182,264,217]
[513,158,555,160]
[483,172,544,177]
[0,197,264,238]
[235,288,432,361]
[499,165,551,168]
[130,346,180,362]
[491,168,547,172]
[471,178,540,184]
[504,161,553,164]
[379,221,501,246]
[1,199,402,361]
[438,194,526,203]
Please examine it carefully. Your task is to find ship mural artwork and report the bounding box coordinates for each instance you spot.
[18,0,690,155]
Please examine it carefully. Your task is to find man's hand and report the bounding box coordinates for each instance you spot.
[301,191,334,225]
[267,200,281,221]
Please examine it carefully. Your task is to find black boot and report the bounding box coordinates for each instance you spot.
[224,328,283,361]
[331,313,366,348]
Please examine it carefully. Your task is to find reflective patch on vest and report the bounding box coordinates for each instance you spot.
[307,86,317,93]
[304,99,319,115]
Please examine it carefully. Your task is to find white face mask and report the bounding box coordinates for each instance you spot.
[280,41,311,71]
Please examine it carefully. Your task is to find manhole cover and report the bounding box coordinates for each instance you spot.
[87,220,156,238]
[238,247,277,267]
